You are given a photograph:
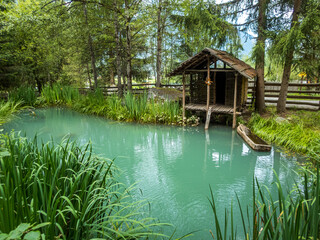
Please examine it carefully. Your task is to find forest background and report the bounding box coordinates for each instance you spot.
[0,0,319,113]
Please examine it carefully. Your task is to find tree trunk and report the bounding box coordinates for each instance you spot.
[114,0,122,96]
[125,0,132,91]
[255,0,266,113]
[156,0,163,87]
[86,62,92,89]
[83,1,98,89]
[277,0,302,113]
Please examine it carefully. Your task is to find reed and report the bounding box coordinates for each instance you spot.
[8,85,37,106]
[209,167,320,239]
[0,133,168,239]
[41,84,80,105]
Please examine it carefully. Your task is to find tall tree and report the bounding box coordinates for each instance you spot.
[255,0,267,113]
[156,0,163,87]
[276,0,302,113]
[218,0,279,113]
[82,0,98,89]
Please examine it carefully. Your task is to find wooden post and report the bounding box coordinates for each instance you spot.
[182,72,186,125]
[206,55,210,112]
[232,73,238,129]
[213,72,216,104]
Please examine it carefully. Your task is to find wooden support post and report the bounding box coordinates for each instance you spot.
[205,107,212,130]
[232,73,238,129]
[213,72,216,104]
[182,72,186,125]
[206,55,210,112]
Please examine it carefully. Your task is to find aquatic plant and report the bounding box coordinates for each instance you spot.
[0,133,167,239]
[8,85,37,106]
[0,100,23,126]
[209,168,320,239]
[41,84,80,105]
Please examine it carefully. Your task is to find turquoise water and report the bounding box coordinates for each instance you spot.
[3,108,299,239]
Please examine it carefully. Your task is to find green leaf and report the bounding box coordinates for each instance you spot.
[8,223,31,239]
[0,233,9,240]
[30,223,50,231]
[24,231,40,240]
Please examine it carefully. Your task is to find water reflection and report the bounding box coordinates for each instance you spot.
[2,108,299,239]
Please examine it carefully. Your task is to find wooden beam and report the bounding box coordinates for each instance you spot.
[182,72,186,125]
[232,73,238,129]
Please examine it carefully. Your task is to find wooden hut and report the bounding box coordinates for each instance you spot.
[168,48,257,129]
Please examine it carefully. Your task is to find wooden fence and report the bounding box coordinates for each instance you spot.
[78,83,189,95]
[248,81,320,110]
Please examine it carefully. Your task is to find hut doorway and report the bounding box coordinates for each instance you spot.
[215,72,226,104]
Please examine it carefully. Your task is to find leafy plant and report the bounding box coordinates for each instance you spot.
[0,133,167,239]
[0,223,49,240]
[0,100,23,126]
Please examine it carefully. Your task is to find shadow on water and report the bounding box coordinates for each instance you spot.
[2,107,300,239]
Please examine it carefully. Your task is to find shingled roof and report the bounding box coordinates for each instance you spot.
[168,48,257,80]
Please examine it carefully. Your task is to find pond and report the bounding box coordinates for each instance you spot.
[3,108,299,239]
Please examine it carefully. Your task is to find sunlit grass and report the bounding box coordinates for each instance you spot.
[248,111,320,157]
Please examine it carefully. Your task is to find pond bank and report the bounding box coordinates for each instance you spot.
[246,108,320,164]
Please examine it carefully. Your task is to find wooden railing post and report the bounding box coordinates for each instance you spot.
[182,72,186,125]
[233,73,238,129]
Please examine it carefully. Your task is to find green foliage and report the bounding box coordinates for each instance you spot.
[0,100,23,125]
[248,112,320,156]
[0,133,167,239]
[8,85,37,106]
[209,167,320,239]
[40,84,80,105]
[0,223,49,240]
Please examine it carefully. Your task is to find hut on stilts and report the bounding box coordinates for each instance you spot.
[168,48,257,129]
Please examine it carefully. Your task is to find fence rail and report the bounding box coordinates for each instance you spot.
[78,84,190,95]
[248,81,320,110]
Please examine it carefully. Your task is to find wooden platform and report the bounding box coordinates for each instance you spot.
[185,103,240,115]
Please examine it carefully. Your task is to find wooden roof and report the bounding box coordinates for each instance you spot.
[168,48,257,80]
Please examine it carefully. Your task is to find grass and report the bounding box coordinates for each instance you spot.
[40,84,80,105]
[248,110,320,158]
[71,89,195,125]
[0,133,168,239]
[4,84,199,126]
[209,167,320,239]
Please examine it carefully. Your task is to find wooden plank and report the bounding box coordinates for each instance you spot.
[264,94,320,100]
